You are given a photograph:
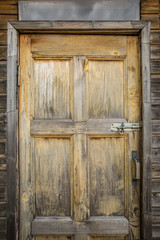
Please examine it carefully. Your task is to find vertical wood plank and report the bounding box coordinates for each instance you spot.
[141,22,152,239]
[7,22,18,240]
[73,56,88,122]
[19,34,34,239]
[127,36,141,239]
[73,55,89,240]
[73,134,88,222]
[127,36,140,122]
[128,132,140,239]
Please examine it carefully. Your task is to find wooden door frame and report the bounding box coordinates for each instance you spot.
[7,21,152,240]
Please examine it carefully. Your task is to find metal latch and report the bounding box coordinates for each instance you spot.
[132,151,140,186]
[111,122,141,134]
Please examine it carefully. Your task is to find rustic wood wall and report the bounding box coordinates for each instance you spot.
[141,0,160,238]
[0,0,159,239]
[0,1,17,239]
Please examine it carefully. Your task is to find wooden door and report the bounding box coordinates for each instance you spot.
[19,34,141,240]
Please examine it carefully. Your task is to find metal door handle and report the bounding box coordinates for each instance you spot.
[132,151,140,180]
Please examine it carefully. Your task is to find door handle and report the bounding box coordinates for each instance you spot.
[132,151,140,181]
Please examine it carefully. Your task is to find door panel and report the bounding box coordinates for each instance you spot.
[20,34,141,240]
[88,60,124,118]
[35,137,71,216]
[89,136,125,216]
[34,60,71,118]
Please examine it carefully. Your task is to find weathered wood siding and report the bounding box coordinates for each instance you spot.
[0,0,159,239]
[0,1,17,239]
[141,0,160,238]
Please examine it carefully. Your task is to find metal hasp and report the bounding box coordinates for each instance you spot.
[111,122,141,133]
[132,151,140,186]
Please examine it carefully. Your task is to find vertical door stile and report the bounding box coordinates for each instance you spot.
[123,47,128,122]
[123,36,129,222]
[20,35,34,239]
[127,36,141,239]
[31,49,36,221]
[124,134,129,221]
[73,56,88,122]
[73,56,89,240]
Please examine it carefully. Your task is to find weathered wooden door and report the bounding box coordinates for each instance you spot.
[19,34,141,240]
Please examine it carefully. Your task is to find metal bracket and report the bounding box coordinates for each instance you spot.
[111,122,141,134]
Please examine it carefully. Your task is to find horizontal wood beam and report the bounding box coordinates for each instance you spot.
[31,119,127,136]
[9,21,148,34]
[32,216,129,235]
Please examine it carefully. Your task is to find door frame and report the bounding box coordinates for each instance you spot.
[7,21,152,240]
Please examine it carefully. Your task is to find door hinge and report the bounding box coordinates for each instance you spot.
[111,122,142,134]
[17,65,21,86]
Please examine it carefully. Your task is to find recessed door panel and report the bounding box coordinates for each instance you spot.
[89,136,125,217]
[34,137,71,216]
[34,60,71,119]
[88,60,124,118]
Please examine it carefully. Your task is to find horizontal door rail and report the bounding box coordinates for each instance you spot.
[32,216,129,235]
[31,119,128,136]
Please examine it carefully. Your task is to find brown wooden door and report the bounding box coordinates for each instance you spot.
[19,34,141,240]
